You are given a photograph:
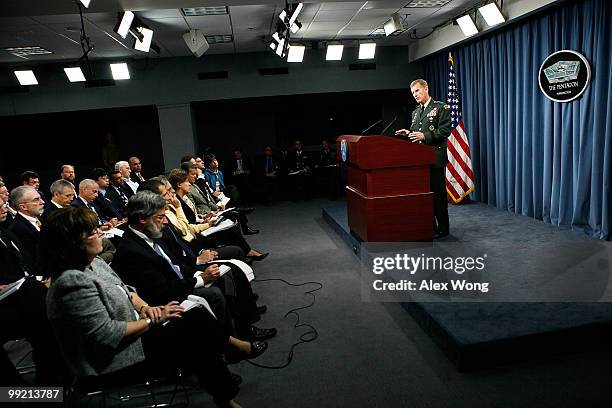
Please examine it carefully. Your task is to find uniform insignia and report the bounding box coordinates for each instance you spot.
[429,125,435,131]
[444,104,449,109]
[429,108,438,117]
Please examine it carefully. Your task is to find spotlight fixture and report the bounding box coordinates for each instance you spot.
[290,21,303,34]
[79,0,91,8]
[14,70,38,86]
[383,13,402,36]
[133,26,153,52]
[115,11,135,39]
[63,67,86,82]
[110,63,130,80]
[287,44,305,62]
[456,14,478,37]
[358,42,376,59]
[326,43,344,61]
[478,2,506,26]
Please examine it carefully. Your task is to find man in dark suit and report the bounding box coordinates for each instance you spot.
[129,156,146,184]
[107,170,129,217]
[71,179,118,227]
[90,168,123,220]
[227,148,255,204]
[20,170,47,203]
[395,78,451,238]
[0,195,65,385]
[285,140,313,201]
[113,191,275,341]
[255,146,279,205]
[115,161,138,197]
[42,179,75,221]
[8,186,44,268]
[0,181,13,227]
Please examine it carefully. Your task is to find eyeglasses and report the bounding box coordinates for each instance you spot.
[153,214,167,222]
[24,196,43,204]
[86,229,103,240]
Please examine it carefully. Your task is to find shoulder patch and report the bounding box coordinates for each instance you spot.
[443,104,449,109]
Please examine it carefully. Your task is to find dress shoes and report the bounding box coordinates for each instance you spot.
[242,227,260,235]
[257,305,267,315]
[247,252,269,262]
[225,341,268,364]
[248,325,277,341]
[433,231,449,240]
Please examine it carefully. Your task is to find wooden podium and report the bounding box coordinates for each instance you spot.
[337,135,436,242]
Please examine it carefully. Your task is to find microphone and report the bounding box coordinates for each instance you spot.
[381,115,399,136]
[360,118,383,135]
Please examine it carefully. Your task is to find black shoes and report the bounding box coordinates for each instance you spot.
[243,227,259,235]
[433,231,449,240]
[257,305,267,315]
[248,252,268,261]
[248,325,277,341]
[225,341,268,364]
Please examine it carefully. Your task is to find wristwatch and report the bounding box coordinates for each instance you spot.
[145,318,152,327]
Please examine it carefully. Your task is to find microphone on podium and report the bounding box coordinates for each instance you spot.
[381,115,398,136]
[360,118,383,135]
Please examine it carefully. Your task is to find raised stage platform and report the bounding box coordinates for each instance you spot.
[322,201,612,371]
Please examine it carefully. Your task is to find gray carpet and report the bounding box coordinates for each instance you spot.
[7,199,612,407]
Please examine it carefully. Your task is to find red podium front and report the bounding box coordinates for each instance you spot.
[337,135,435,242]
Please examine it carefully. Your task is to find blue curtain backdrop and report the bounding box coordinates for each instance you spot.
[424,0,611,239]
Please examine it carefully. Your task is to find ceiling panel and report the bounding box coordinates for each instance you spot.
[184,15,232,31]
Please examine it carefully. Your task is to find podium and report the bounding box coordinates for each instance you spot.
[337,135,436,242]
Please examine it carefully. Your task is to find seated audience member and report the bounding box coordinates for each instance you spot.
[154,175,267,262]
[227,148,255,204]
[180,161,217,215]
[286,140,313,201]
[60,164,76,185]
[314,139,340,200]
[8,186,44,267]
[72,179,118,228]
[195,156,206,178]
[71,179,118,263]
[0,195,66,386]
[129,156,146,184]
[115,161,138,196]
[256,146,279,204]
[114,190,275,342]
[0,181,13,226]
[90,168,123,220]
[43,207,263,408]
[20,171,46,202]
[203,154,239,205]
[43,179,75,220]
[107,170,129,217]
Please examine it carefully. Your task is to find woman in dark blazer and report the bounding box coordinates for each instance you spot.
[42,207,264,408]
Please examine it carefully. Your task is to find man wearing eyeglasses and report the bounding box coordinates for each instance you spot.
[42,179,76,221]
[8,186,45,268]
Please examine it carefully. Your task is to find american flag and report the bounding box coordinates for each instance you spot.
[446,52,474,203]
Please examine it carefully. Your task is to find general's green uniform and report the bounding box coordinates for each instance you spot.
[409,99,451,236]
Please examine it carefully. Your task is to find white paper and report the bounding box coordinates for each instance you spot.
[200,219,235,237]
[203,265,232,288]
[102,227,124,238]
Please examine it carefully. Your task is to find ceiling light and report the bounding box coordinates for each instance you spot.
[358,42,376,59]
[115,11,135,39]
[205,35,233,44]
[79,0,91,8]
[478,3,506,26]
[134,26,153,52]
[287,44,305,63]
[14,70,38,86]
[288,3,304,27]
[110,63,130,80]
[182,6,228,16]
[63,67,86,82]
[290,21,302,34]
[275,38,286,57]
[326,44,344,61]
[456,15,478,37]
[384,14,402,36]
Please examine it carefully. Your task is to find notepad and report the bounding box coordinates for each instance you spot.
[0,277,26,303]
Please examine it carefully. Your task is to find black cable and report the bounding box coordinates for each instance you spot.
[245,278,322,369]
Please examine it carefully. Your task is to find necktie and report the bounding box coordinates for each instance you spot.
[35,218,42,228]
[152,242,184,279]
[266,157,272,173]
[166,225,196,258]
[137,173,144,182]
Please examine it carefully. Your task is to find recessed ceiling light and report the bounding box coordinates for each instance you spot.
[63,67,86,82]
[79,0,91,8]
[287,44,305,63]
[14,70,38,86]
[326,44,344,61]
[358,42,376,59]
[182,7,228,16]
[110,63,130,80]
